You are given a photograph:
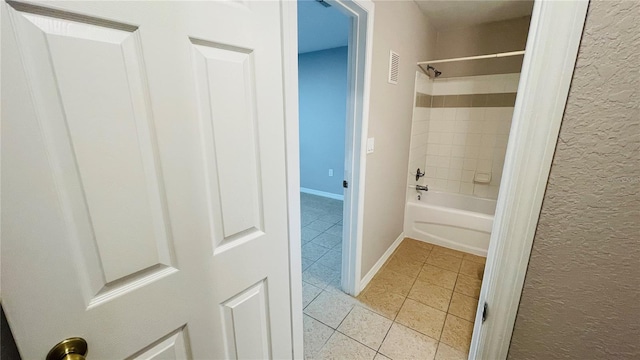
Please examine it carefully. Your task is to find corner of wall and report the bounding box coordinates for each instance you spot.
[360,0,437,277]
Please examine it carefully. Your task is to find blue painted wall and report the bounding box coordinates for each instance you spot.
[299,46,348,196]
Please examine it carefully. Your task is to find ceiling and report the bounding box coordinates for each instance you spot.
[298,0,350,54]
[296,0,533,53]
[414,0,534,29]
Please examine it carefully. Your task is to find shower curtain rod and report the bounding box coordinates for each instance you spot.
[417,50,525,66]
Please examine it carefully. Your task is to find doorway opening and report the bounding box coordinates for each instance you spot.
[298,0,350,298]
[289,0,374,358]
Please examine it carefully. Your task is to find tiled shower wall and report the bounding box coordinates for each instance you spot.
[407,72,432,187]
[407,73,520,199]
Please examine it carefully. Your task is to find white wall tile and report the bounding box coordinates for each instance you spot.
[453,120,468,133]
[429,108,446,119]
[427,132,441,144]
[450,157,464,170]
[481,134,497,147]
[477,159,492,172]
[414,107,431,121]
[443,108,457,121]
[452,133,466,145]
[436,167,449,179]
[427,144,439,155]
[460,182,474,195]
[434,179,448,190]
[412,121,428,135]
[448,168,462,181]
[446,180,461,193]
[463,158,477,171]
[496,134,509,148]
[488,185,500,198]
[466,133,482,147]
[438,144,452,156]
[462,170,475,183]
[478,147,493,160]
[451,145,465,157]
[440,132,454,145]
[410,74,518,200]
[435,155,450,168]
[455,108,473,120]
[474,184,489,197]
[464,146,480,159]
[468,121,483,134]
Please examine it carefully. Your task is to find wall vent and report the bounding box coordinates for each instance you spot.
[388,50,399,84]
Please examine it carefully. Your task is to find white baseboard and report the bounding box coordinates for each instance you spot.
[359,232,405,292]
[300,187,344,201]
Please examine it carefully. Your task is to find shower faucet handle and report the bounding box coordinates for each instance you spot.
[415,185,429,192]
[416,168,425,181]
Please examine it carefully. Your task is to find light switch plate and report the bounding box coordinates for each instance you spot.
[366,137,375,154]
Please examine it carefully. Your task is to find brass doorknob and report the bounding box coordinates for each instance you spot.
[46,337,88,360]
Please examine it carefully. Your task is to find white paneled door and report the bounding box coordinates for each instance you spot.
[1,1,293,358]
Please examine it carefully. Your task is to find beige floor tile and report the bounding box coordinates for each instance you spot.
[402,238,434,251]
[379,323,438,360]
[338,305,393,350]
[315,332,377,360]
[418,265,458,290]
[304,290,355,328]
[356,284,406,320]
[435,342,468,360]
[431,245,466,259]
[368,268,416,296]
[448,292,479,322]
[303,282,323,309]
[395,298,447,339]
[459,259,485,280]
[440,314,474,353]
[454,274,482,299]
[408,280,453,312]
[384,255,423,278]
[373,353,391,360]
[394,245,431,264]
[304,315,334,359]
[426,252,463,272]
[462,253,486,265]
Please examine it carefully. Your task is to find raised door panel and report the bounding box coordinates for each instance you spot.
[221,281,271,359]
[8,5,176,306]
[129,327,191,360]
[191,40,265,253]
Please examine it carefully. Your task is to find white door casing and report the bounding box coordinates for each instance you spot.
[1,1,293,358]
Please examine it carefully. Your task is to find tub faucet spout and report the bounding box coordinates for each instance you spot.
[416,185,429,192]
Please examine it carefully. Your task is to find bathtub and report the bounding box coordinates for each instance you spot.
[404,191,496,256]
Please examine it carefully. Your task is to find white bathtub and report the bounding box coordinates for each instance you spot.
[404,191,496,256]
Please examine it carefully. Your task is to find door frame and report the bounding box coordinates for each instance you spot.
[469,0,589,358]
[330,0,374,298]
[281,0,374,358]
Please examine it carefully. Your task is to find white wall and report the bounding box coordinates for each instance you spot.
[434,16,530,78]
[360,0,437,277]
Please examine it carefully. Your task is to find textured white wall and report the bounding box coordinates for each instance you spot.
[508,1,640,358]
[360,0,437,277]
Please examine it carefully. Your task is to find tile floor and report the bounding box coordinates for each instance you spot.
[300,195,486,360]
[300,193,344,288]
